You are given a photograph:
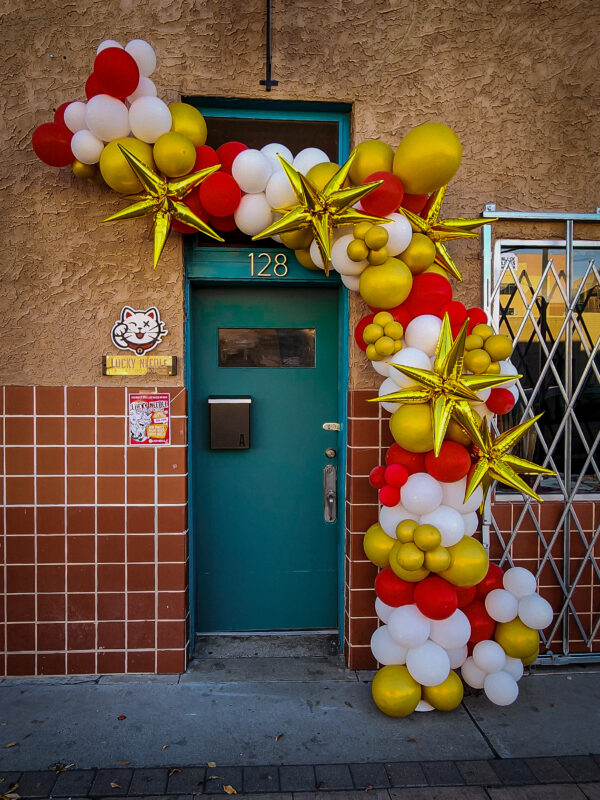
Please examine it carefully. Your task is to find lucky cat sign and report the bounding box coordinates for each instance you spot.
[111,306,168,355]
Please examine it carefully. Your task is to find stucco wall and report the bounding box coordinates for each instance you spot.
[1,0,599,388]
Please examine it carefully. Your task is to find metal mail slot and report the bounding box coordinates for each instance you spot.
[208,396,251,450]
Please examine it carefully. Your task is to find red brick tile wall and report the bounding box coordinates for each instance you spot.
[344,389,600,669]
[1,386,189,677]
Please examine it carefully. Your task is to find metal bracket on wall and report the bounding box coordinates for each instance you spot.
[259,0,279,91]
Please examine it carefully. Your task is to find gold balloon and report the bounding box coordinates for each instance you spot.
[153,132,196,178]
[294,248,319,270]
[389,543,430,582]
[72,160,96,181]
[446,417,474,446]
[424,545,452,573]
[424,264,450,278]
[438,536,489,587]
[396,519,418,543]
[390,403,434,453]
[371,665,421,717]
[306,161,340,191]
[349,139,394,185]
[396,542,425,571]
[393,122,462,195]
[413,524,442,552]
[99,137,155,194]
[169,102,207,147]
[363,523,395,568]
[522,645,540,666]
[484,334,513,361]
[400,232,437,275]
[495,619,540,659]
[281,229,313,249]
[358,258,413,309]
[423,669,464,711]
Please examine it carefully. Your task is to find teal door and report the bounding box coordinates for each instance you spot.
[191,283,340,631]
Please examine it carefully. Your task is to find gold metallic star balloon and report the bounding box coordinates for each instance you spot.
[400,186,497,282]
[252,150,391,275]
[102,145,224,269]
[373,314,518,456]
[462,415,555,507]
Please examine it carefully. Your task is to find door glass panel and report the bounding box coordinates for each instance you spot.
[218,327,316,368]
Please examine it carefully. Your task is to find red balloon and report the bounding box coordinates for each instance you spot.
[455,585,477,608]
[463,599,496,643]
[369,465,386,489]
[209,213,238,232]
[93,47,139,98]
[379,484,401,507]
[171,188,208,234]
[193,145,220,172]
[401,193,428,214]
[414,577,458,620]
[216,141,248,174]
[85,73,105,99]
[32,122,73,167]
[439,300,467,327]
[385,443,427,475]
[403,273,453,317]
[390,304,413,329]
[199,172,242,217]
[466,307,488,333]
[354,313,375,352]
[475,562,504,600]
[486,388,516,415]
[53,102,71,127]
[384,463,409,489]
[425,441,472,483]
[375,567,415,607]
[361,171,404,217]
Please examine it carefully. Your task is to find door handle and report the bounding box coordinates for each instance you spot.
[323,464,337,523]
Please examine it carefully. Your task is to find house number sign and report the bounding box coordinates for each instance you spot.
[248,252,289,277]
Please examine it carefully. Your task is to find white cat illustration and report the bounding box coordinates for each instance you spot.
[111,306,168,355]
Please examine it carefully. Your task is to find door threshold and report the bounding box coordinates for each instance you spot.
[194,631,341,659]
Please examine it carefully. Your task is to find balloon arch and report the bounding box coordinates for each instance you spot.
[33,37,555,716]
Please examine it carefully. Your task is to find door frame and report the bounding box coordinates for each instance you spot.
[183,99,352,655]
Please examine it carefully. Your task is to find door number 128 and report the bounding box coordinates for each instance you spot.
[249,252,288,277]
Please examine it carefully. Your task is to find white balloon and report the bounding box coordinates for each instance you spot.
[378,377,401,414]
[232,149,273,194]
[70,129,104,164]
[518,593,553,629]
[375,598,395,624]
[379,503,413,538]
[485,589,519,623]
[406,640,450,686]
[401,473,443,516]
[484,670,519,706]
[371,354,393,378]
[498,359,519,388]
[472,639,506,674]
[429,609,471,650]
[64,101,87,133]
[383,212,413,256]
[503,655,524,682]
[388,347,431,388]
[405,315,442,356]
[388,604,431,648]
[309,238,325,270]
[462,511,479,537]
[128,96,171,143]
[508,385,519,403]
[85,95,130,142]
[265,169,297,210]
[293,147,329,175]
[461,656,487,689]
[125,39,157,77]
[97,39,123,54]
[261,142,293,172]
[415,699,435,712]
[340,274,360,292]
[476,387,491,403]
[503,566,537,599]
[370,625,408,665]
[127,76,157,103]
[234,193,273,236]
[446,644,468,669]
[419,505,464,547]
[331,235,368,276]
[441,477,483,514]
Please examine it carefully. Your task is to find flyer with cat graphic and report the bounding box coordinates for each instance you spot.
[128,393,170,445]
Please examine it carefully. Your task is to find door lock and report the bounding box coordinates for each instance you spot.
[323,463,337,523]
[325,448,336,458]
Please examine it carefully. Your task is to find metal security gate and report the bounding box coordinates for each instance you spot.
[481,206,600,663]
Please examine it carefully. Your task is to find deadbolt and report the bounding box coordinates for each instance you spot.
[325,448,337,458]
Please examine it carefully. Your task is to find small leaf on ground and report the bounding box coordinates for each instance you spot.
[223,786,237,795]
[118,761,130,766]
[161,744,170,750]
[117,715,126,721]
[109,782,120,789]
[407,737,419,742]
[207,761,216,767]
[168,768,182,777]
[274,733,284,742]
[3,743,17,749]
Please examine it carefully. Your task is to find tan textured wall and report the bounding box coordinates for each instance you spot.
[1,0,599,387]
